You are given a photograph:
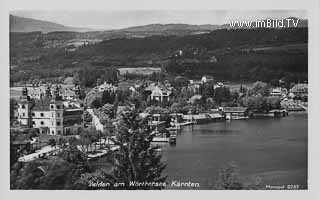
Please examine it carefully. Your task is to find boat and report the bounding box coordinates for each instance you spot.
[166,126,180,131]
[169,133,177,144]
[151,130,171,143]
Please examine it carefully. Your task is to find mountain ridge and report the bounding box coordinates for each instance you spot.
[10,15,94,33]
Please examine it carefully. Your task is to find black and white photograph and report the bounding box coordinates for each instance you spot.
[2,0,320,198]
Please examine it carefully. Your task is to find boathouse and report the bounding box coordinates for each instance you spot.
[223,107,249,120]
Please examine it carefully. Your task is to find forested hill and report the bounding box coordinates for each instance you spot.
[81,28,307,56]
[10,27,308,84]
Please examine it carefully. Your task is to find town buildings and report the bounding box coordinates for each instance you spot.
[97,82,118,92]
[270,87,287,97]
[201,75,214,84]
[27,84,81,100]
[290,83,308,97]
[17,86,84,135]
[144,83,173,102]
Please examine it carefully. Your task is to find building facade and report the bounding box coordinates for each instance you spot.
[17,86,83,135]
[150,85,172,102]
[290,83,308,97]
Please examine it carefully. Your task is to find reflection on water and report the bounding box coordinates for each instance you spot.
[161,113,308,189]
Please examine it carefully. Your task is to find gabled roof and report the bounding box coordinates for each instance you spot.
[291,84,308,92]
[144,84,157,92]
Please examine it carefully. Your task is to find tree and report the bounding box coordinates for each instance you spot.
[60,141,89,170]
[10,157,86,189]
[172,76,189,89]
[57,137,68,149]
[100,104,115,119]
[27,128,39,140]
[200,82,214,99]
[91,98,102,109]
[83,110,93,125]
[108,110,167,189]
[74,169,116,190]
[170,102,188,114]
[101,90,115,105]
[214,87,232,105]
[79,127,99,152]
[249,81,270,97]
[269,79,280,87]
[47,138,56,148]
[128,91,145,110]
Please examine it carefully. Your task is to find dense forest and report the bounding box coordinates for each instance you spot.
[10,27,308,85]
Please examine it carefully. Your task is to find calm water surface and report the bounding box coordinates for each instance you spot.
[161,113,308,189]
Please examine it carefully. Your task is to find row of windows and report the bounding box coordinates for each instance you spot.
[30,112,62,117]
[32,121,44,125]
[50,105,62,109]
[51,130,62,135]
[21,104,63,109]
[21,113,62,117]
[32,121,62,126]
[32,112,44,117]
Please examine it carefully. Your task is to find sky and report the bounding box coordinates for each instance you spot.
[10,10,307,30]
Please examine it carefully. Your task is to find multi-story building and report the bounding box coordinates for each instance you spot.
[290,83,308,97]
[17,86,83,135]
[270,88,282,97]
[144,83,172,103]
[270,87,287,97]
[97,82,118,93]
[27,84,81,100]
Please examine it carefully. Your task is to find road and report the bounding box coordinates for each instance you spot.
[87,109,104,132]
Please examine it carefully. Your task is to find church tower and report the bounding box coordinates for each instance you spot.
[74,84,81,99]
[17,87,33,127]
[49,86,64,135]
[45,85,52,98]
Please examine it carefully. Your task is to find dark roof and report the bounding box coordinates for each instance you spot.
[64,109,83,116]
[224,107,248,113]
[63,118,82,127]
[32,98,51,111]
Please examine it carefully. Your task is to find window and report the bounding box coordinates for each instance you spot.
[40,121,44,125]
[57,113,60,117]
[50,105,54,109]
[22,105,25,109]
[51,130,54,134]
[57,121,61,126]
[32,121,35,125]
[22,113,25,117]
[40,113,44,117]
[32,112,35,117]
[57,130,61,135]
[56,105,60,109]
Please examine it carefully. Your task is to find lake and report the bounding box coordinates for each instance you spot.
[161,113,308,189]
